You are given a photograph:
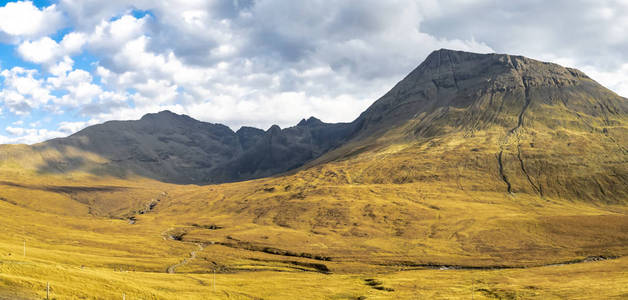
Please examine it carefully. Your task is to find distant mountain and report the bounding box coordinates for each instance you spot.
[35,111,358,184]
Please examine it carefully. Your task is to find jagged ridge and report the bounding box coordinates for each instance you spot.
[35,110,358,184]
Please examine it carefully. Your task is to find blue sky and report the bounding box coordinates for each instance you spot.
[0,0,627,144]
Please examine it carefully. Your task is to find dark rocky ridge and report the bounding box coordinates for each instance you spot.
[40,110,358,184]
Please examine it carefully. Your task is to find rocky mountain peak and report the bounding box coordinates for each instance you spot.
[139,110,193,123]
[412,49,589,88]
[297,117,323,127]
[267,124,282,133]
[352,49,624,138]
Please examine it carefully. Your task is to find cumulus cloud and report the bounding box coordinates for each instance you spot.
[0,60,105,118]
[72,2,492,130]
[1,126,66,144]
[0,67,55,114]
[58,0,150,30]
[0,1,64,41]
[17,37,61,64]
[419,0,628,71]
[18,33,86,66]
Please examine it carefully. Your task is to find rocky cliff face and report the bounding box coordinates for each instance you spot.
[39,111,357,184]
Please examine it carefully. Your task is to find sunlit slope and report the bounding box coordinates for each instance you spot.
[314,49,627,202]
[150,164,628,270]
[2,237,627,300]
[0,151,173,219]
[0,172,626,299]
[0,176,626,299]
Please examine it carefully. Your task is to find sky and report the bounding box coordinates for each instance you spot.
[0,0,626,144]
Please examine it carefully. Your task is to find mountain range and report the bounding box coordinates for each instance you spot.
[4,49,626,201]
[38,111,357,183]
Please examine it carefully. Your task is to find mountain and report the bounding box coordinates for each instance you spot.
[30,111,357,184]
[311,49,628,202]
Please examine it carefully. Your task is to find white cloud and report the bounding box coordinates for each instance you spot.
[5,126,24,135]
[49,56,75,77]
[60,32,87,54]
[1,126,66,144]
[0,67,56,114]
[87,14,148,59]
[17,37,60,64]
[68,4,493,130]
[58,120,92,134]
[582,63,628,97]
[49,68,103,106]
[58,0,152,30]
[5,2,496,133]
[18,33,86,66]
[0,1,64,40]
[0,60,107,117]
[132,79,179,106]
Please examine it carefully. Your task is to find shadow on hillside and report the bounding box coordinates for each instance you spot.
[29,141,134,181]
[25,120,364,186]
[0,180,127,193]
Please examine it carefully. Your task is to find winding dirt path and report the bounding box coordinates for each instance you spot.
[167,243,204,274]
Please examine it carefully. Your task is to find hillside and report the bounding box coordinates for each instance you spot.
[315,49,628,202]
[0,49,626,299]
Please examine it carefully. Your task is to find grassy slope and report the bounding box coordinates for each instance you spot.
[0,104,626,298]
[0,151,626,298]
[0,192,626,300]
[1,227,627,299]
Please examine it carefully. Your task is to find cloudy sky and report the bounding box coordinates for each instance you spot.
[0,0,626,144]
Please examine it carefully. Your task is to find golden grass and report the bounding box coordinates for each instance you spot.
[1,241,627,299]
[0,120,626,299]
[0,167,625,299]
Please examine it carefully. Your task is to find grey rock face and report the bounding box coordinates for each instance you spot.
[39,110,357,184]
